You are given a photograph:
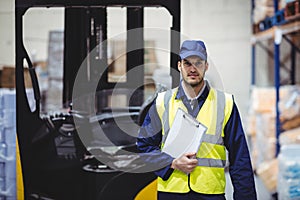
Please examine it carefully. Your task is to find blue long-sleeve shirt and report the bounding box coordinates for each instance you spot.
[137,83,257,199]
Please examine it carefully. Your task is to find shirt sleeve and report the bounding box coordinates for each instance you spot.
[224,101,257,200]
[136,101,174,180]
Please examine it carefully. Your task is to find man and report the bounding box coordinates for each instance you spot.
[137,40,257,200]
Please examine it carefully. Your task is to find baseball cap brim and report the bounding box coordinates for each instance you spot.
[180,51,207,60]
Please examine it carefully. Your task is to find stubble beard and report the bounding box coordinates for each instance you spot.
[183,75,204,88]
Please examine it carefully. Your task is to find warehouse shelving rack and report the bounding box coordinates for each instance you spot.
[251,0,300,155]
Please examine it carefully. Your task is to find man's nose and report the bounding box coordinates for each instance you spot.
[190,65,197,71]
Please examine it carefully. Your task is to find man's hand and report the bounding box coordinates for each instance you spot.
[171,152,198,174]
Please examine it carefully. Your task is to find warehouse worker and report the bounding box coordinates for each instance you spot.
[137,40,257,200]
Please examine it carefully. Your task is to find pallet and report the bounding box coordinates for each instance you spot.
[285,0,300,21]
[252,23,260,34]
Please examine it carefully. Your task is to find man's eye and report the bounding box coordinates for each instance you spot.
[184,62,191,66]
[195,62,202,66]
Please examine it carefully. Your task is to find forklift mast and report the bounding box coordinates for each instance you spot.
[15,0,180,199]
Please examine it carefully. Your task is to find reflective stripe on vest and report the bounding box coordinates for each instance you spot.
[161,89,173,145]
[197,157,226,168]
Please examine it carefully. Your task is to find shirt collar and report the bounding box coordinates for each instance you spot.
[175,80,210,101]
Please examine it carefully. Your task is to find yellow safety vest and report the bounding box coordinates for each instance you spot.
[156,87,233,194]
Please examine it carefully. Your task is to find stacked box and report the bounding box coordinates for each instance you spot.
[255,113,277,167]
[278,145,300,200]
[247,86,288,170]
[0,67,32,89]
[256,159,278,193]
[246,85,300,192]
[247,86,300,164]
[47,30,64,112]
[0,89,16,200]
[280,127,300,145]
[253,0,286,24]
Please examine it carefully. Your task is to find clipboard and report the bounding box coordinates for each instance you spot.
[161,108,207,158]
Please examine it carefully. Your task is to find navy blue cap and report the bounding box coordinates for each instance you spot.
[179,40,207,60]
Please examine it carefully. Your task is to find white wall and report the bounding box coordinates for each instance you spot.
[0,0,252,117]
[181,0,252,118]
[0,0,15,66]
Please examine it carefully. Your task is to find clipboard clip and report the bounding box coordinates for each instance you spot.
[182,114,200,128]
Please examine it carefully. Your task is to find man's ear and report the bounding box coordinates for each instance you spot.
[205,61,209,72]
[178,61,182,72]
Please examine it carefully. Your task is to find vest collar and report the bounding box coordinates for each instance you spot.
[175,80,210,101]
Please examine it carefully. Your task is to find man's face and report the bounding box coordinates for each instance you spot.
[178,55,208,87]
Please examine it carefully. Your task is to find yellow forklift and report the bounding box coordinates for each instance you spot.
[16,0,180,199]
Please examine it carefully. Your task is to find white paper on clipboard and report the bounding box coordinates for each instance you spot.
[161,108,207,158]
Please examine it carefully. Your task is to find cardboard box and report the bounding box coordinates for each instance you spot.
[256,159,278,193]
[0,66,32,88]
[281,116,300,131]
[280,126,300,146]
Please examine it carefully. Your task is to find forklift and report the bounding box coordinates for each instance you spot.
[15,0,180,199]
